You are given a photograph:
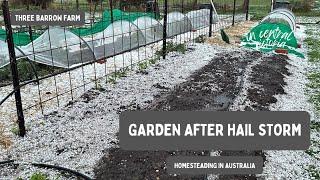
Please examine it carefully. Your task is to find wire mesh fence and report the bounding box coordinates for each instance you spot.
[0,0,247,136]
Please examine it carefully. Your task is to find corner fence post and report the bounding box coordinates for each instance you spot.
[2,0,26,137]
[232,0,236,26]
[209,4,213,37]
[162,0,168,59]
[246,0,250,21]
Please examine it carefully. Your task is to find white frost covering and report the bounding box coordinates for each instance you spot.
[20,27,95,68]
[133,16,163,44]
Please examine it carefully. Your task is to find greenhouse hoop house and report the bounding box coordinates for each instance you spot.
[0,7,219,69]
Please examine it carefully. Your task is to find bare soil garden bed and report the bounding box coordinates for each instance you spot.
[94,50,290,179]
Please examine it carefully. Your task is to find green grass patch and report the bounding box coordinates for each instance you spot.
[305,36,320,62]
[309,51,320,62]
[307,73,320,89]
[311,121,320,132]
[306,165,320,179]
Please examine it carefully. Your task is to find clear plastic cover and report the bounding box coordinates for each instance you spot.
[0,40,24,68]
[0,9,220,69]
[20,27,95,68]
[186,9,218,30]
[261,10,296,30]
[165,12,192,37]
[133,16,163,44]
[84,20,145,60]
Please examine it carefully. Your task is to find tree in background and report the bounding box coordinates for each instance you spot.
[11,0,53,9]
[290,0,315,11]
[243,0,249,13]
[87,0,102,21]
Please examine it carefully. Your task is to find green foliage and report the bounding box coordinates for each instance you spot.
[30,172,48,180]
[10,126,19,136]
[306,165,320,179]
[149,57,159,65]
[310,121,320,132]
[307,73,320,89]
[106,67,129,84]
[0,59,60,86]
[138,61,149,71]
[309,51,320,62]
[156,42,187,57]
[290,0,315,12]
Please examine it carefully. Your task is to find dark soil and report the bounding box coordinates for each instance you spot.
[94,51,290,180]
[219,54,290,180]
[246,54,290,110]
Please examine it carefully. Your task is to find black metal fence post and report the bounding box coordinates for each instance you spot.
[109,0,114,23]
[2,0,26,137]
[232,0,236,26]
[246,0,250,21]
[162,0,168,59]
[209,4,213,37]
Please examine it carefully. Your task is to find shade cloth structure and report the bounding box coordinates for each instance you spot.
[0,9,154,46]
[71,9,155,37]
[261,8,296,31]
[0,7,219,69]
[0,29,40,46]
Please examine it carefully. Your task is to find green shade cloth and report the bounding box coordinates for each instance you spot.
[0,29,40,46]
[0,9,155,46]
[241,22,304,58]
[71,9,155,36]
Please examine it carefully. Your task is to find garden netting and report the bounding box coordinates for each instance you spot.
[0,9,155,46]
[0,6,219,69]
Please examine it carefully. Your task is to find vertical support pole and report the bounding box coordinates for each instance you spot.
[109,0,114,23]
[181,0,184,14]
[76,0,80,10]
[162,0,168,59]
[2,0,26,137]
[209,4,213,37]
[154,0,158,18]
[245,0,249,21]
[232,0,236,26]
[27,5,33,42]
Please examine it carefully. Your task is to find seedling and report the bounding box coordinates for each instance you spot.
[30,172,48,180]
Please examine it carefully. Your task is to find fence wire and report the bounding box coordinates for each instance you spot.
[0,0,246,136]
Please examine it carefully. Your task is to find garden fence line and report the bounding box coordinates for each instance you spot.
[0,0,250,136]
